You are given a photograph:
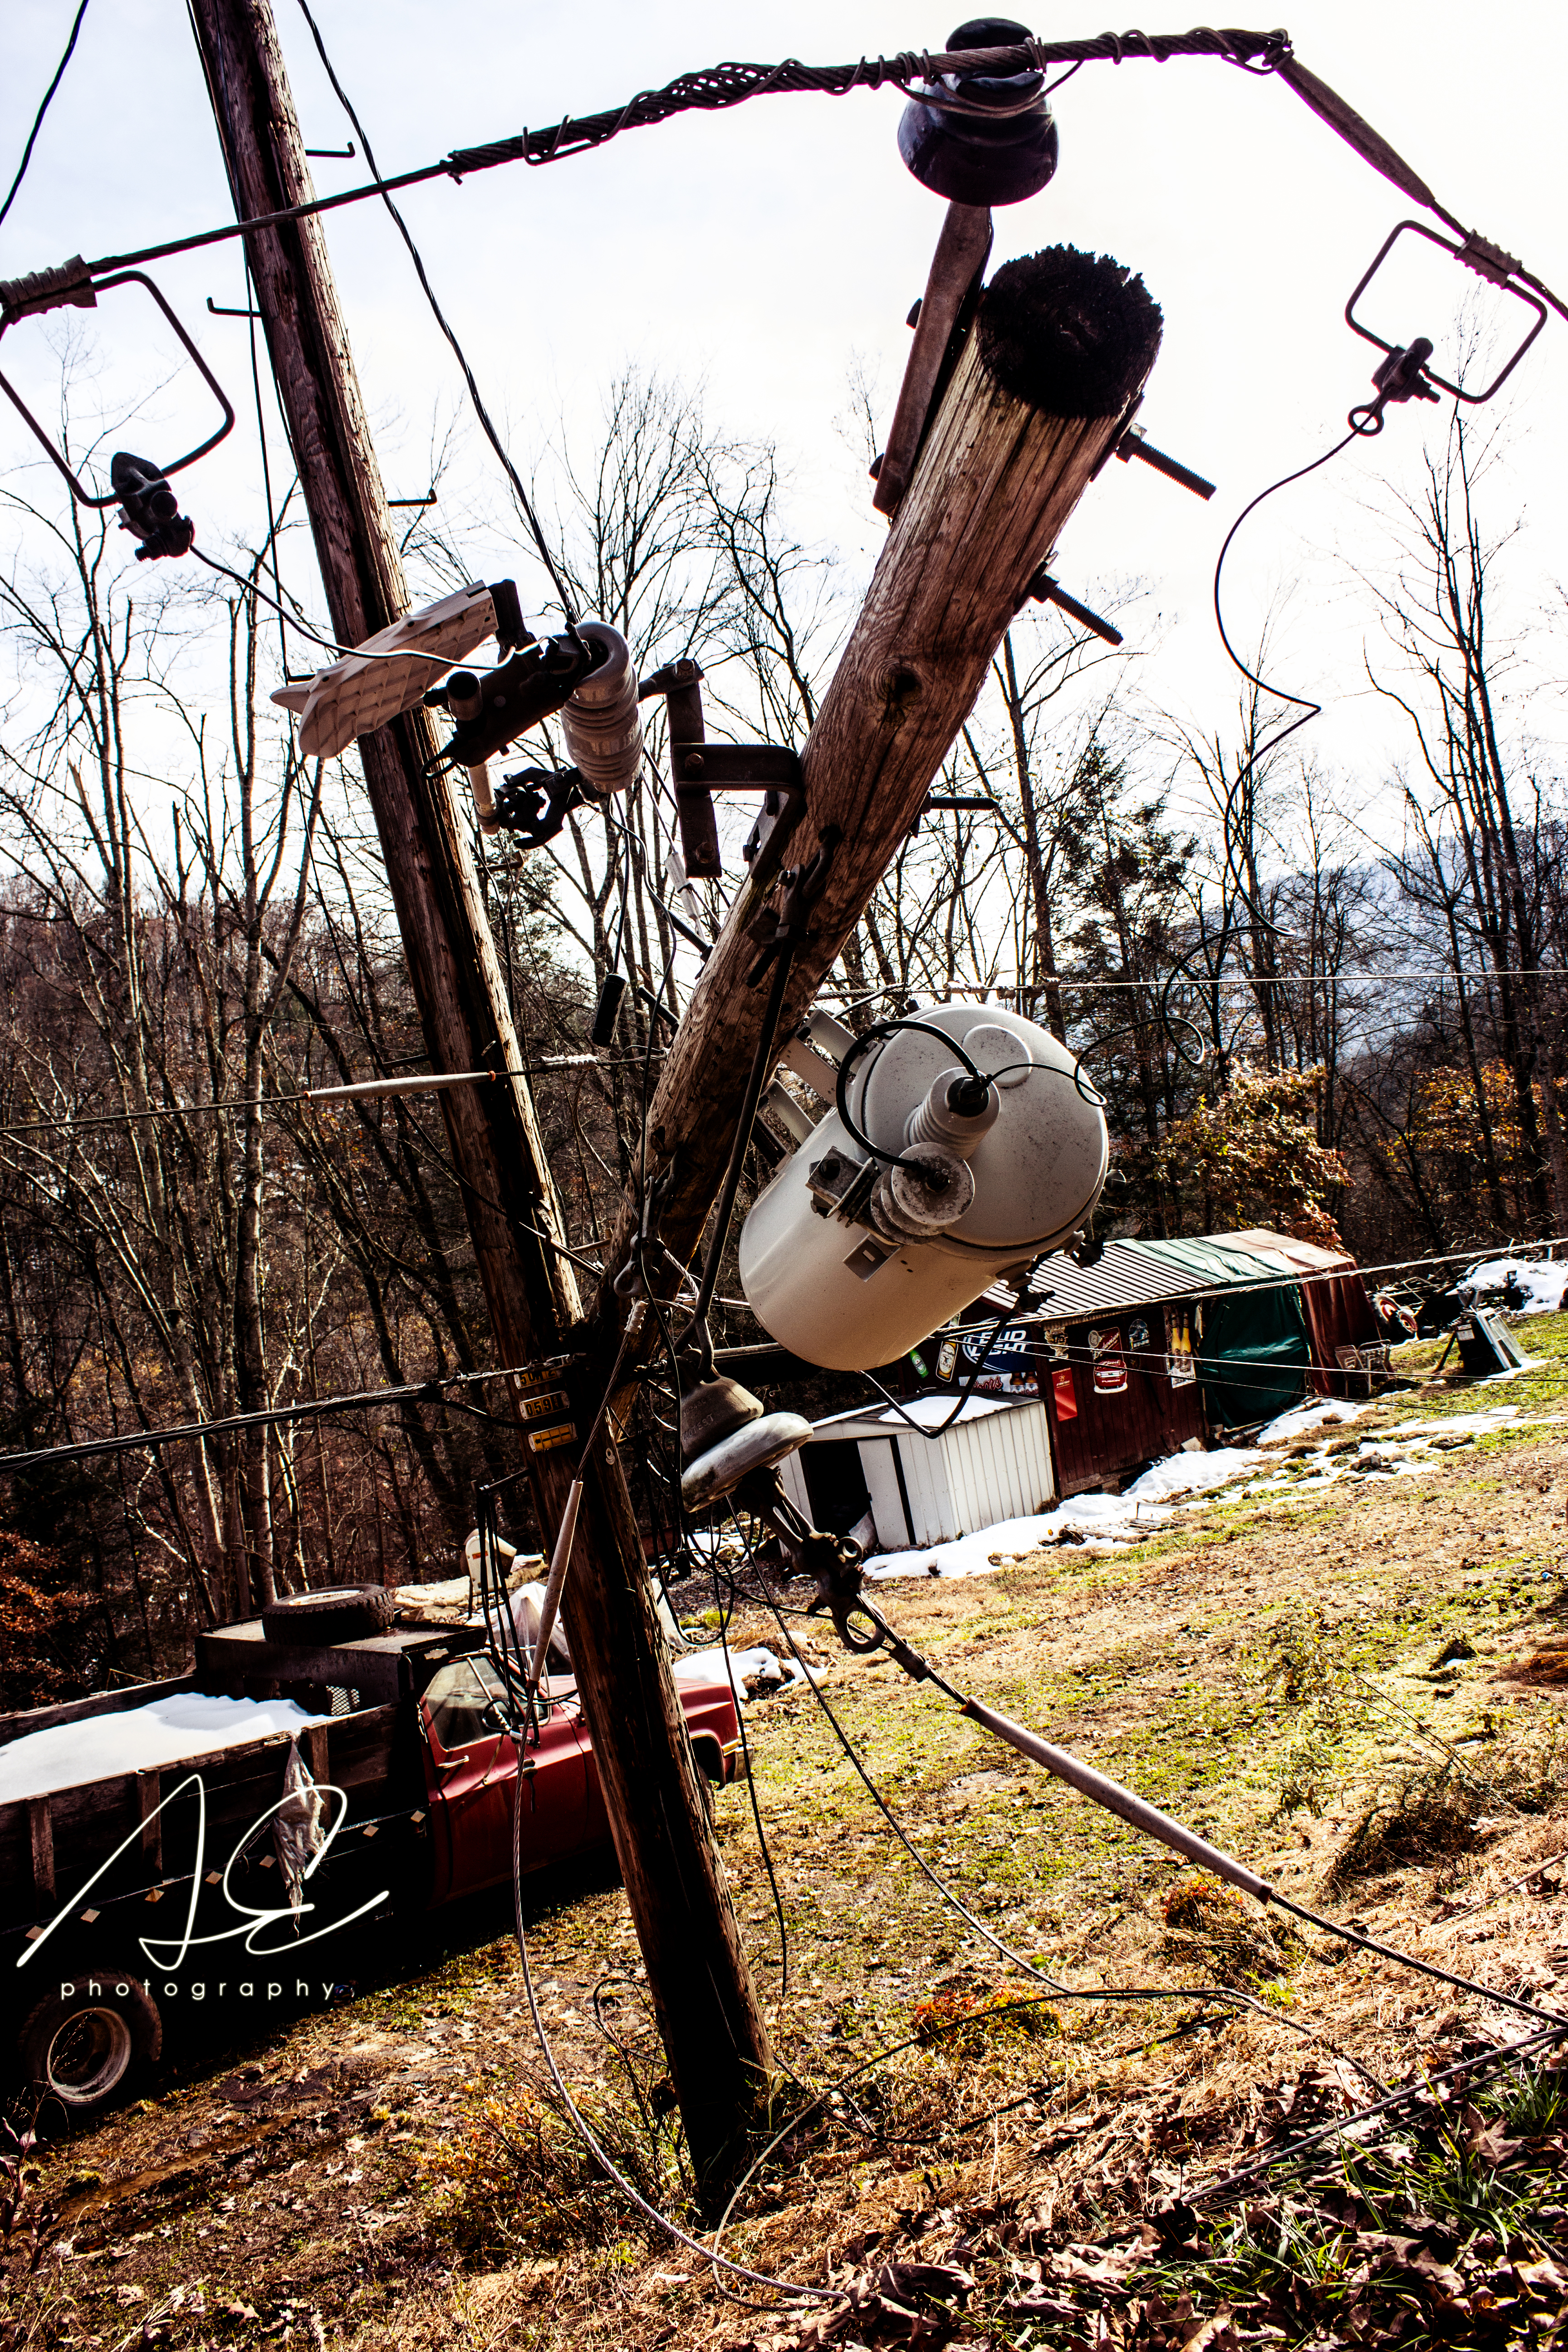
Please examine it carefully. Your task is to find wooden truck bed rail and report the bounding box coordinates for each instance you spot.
[2,1704,412,1937]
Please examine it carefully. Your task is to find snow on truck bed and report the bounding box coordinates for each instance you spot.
[0,1691,329,1806]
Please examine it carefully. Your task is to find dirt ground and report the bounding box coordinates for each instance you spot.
[10,1323,1568,2352]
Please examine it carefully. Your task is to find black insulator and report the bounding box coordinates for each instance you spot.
[446,669,483,723]
[897,17,1058,207]
[443,633,594,770]
[487,577,530,654]
[947,1071,993,1117]
[110,451,194,562]
[591,970,627,1048]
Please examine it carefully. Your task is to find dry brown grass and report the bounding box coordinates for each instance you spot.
[21,1393,1568,2351]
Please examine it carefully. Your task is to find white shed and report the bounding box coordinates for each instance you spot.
[778,1393,1055,1553]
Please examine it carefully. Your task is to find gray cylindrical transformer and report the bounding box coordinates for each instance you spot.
[738,1005,1107,1370]
[561,622,642,799]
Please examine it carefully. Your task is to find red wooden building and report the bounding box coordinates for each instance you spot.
[967,1228,1386,1500]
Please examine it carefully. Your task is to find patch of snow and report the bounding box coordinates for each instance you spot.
[0,1692,330,1806]
[671,1643,803,1703]
[857,1374,1557,1587]
[1381,1406,1523,1440]
[1463,1257,1568,1314]
[1258,1399,1366,1443]
[863,1431,1284,1578]
[1122,1446,1261,1502]
[865,1514,1056,1581]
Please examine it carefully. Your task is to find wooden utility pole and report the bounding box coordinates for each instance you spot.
[187,0,773,2200]
[591,246,1164,1301]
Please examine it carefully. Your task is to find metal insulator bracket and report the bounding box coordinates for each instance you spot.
[0,269,234,506]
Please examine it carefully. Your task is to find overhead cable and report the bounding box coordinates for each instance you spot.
[0,1360,529,1477]
[0,1058,603,1139]
[7,28,1563,351]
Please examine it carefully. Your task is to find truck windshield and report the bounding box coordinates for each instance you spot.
[423,1657,507,1753]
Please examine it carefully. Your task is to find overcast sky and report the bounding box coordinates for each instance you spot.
[3,2,1566,825]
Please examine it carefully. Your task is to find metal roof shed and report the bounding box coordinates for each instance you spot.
[1009,1239,1217,1498]
[977,1230,1328,1494]
[777,1394,1054,1554]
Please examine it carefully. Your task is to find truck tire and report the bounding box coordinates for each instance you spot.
[19,1971,161,2118]
[261,1585,396,1646]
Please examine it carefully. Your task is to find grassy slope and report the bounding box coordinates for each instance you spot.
[13,1318,1568,2351]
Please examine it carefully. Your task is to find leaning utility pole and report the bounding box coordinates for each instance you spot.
[591,243,1166,1306]
[187,0,772,2199]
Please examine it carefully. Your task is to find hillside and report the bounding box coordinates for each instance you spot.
[10,1326,1568,2352]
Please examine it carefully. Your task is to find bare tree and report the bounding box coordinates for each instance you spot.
[0,495,320,1621]
[1366,412,1568,1233]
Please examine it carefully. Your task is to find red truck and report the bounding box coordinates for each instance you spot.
[0,1587,741,2121]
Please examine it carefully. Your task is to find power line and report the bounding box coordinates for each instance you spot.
[0,1359,528,1477]
[817,970,1568,997]
[0,0,91,233]
[289,0,579,627]
[1199,2020,1565,2203]
[0,35,1282,284]
[0,1058,607,1140]
[188,544,507,675]
[511,1462,1568,2272]
[1211,421,1364,786]
[5,28,1562,347]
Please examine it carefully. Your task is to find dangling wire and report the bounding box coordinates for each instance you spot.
[188,543,500,678]
[292,0,580,629]
[0,0,91,231]
[474,1473,542,1745]
[1211,419,1385,791]
[855,1266,1044,1441]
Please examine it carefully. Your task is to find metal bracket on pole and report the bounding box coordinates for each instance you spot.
[641,657,720,882]
[871,201,994,518]
[639,656,806,888]
[680,744,806,891]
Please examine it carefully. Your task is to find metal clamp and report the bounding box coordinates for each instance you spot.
[0,270,235,507]
[488,764,588,848]
[743,826,840,987]
[1345,220,1547,405]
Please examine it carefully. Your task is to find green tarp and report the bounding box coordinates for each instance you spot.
[1130,1236,1312,1430]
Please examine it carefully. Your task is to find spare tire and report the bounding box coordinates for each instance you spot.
[261,1584,396,1646]
[19,1969,161,2119]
